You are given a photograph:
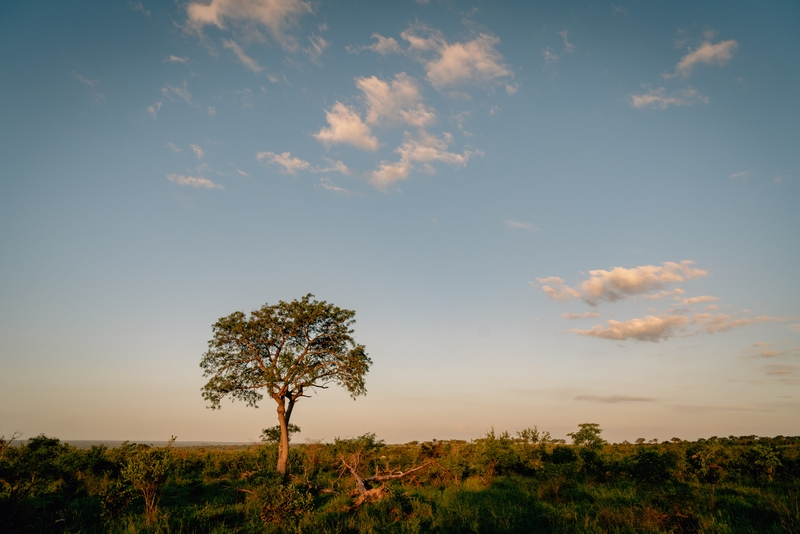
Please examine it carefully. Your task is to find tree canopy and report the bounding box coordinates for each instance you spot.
[200,294,371,474]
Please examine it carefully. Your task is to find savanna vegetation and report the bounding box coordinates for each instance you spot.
[2,426,800,533]
[5,296,798,532]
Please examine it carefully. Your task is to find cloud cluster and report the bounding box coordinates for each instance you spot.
[257,150,350,176]
[572,312,789,343]
[253,23,510,190]
[537,260,791,343]
[186,0,312,46]
[629,36,737,110]
[369,131,478,189]
[537,261,707,306]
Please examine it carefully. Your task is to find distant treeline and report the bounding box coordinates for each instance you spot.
[1,426,799,533]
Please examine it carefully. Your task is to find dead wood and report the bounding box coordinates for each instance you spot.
[340,453,433,505]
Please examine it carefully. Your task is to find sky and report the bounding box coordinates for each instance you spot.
[1,0,799,445]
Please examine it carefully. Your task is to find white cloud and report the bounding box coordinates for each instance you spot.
[629,86,708,109]
[222,39,264,72]
[72,72,98,87]
[682,295,719,305]
[317,177,352,195]
[161,81,193,105]
[164,55,189,64]
[72,72,105,102]
[533,277,581,302]
[147,101,162,118]
[576,395,656,403]
[504,220,539,232]
[236,168,249,176]
[167,142,182,152]
[369,131,479,189]
[350,33,403,55]
[186,0,312,49]
[694,313,789,333]
[208,106,216,115]
[788,324,800,333]
[573,314,691,342]
[357,73,436,128]
[538,261,707,306]
[167,174,223,189]
[729,171,748,179]
[313,159,351,175]
[400,26,512,89]
[643,288,685,300]
[256,151,311,174]
[313,102,379,151]
[306,34,329,62]
[542,47,559,66]
[129,1,150,16]
[562,312,599,320]
[558,30,575,53]
[190,144,205,159]
[505,83,519,95]
[670,40,738,78]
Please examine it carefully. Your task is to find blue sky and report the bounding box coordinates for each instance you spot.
[1,0,799,444]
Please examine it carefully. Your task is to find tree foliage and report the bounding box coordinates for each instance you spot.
[200,293,371,475]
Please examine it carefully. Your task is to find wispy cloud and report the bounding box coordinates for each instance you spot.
[558,30,575,53]
[629,86,708,109]
[316,177,352,196]
[536,261,707,306]
[222,39,263,72]
[186,0,312,50]
[72,72,105,102]
[147,101,162,118]
[504,220,540,232]
[348,33,402,55]
[190,144,204,159]
[314,159,351,175]
[129,1,150,16]
[729,171,748,180]
[694,313,789,333]
[562,312,599,320]
[305,33,329,62]
[643,288,685,300]
[666,40,738,78]
[163,55,189,64]
[576,395,656,403]
[682,295,719,305]
[161,80,193,105]
[167,142,182,153]
[256,151,311,175]
[167,174,223,189]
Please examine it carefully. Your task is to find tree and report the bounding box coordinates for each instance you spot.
[200,294,371,476]
[567,423,607,450]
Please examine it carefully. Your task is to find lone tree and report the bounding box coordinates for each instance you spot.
[200,294,371,475]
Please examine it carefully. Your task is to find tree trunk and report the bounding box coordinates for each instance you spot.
[276,401,290,476]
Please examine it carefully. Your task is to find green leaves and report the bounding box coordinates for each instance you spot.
[201,294,371,407]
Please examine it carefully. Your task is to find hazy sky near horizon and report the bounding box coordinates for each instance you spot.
[1,0,799,444]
